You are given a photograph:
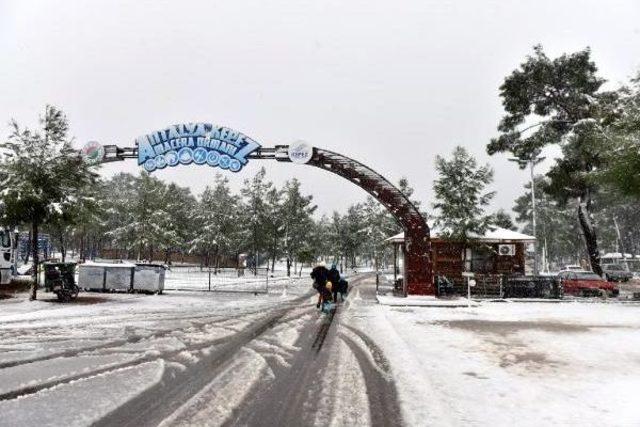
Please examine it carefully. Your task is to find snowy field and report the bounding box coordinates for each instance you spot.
[163,267,296,293]
[346,292,640,426]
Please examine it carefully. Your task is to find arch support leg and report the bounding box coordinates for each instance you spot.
[403,230,434,295]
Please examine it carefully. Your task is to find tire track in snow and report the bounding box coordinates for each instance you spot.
[93,294,312,427]
[0,306,281,369]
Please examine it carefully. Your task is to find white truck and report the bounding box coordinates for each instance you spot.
[0,229,17,285]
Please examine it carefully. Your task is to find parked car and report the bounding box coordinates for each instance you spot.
[602,264,633,282]
[557,271,619,297]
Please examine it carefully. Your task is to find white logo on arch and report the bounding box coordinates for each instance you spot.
[288,141,313,164]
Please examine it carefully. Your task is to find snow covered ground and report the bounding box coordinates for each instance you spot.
[0,278,310,426]
[2,274,639,426]
[347,291,640,426]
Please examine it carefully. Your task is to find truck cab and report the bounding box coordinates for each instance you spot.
[0,229,17,285]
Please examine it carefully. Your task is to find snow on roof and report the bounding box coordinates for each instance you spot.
[81,261,137,268]
[385,226,535,243]
[601,252,640,259]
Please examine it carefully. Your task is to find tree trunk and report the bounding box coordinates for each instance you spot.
[30,221,39,301]
[24,230,31,264]
[578,197,602,276]
[80,227,87,262]
[286,257,291,277]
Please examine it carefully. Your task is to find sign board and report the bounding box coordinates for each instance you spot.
[287,141,314,164]
[136,123,261,173]
[81,141,105,165]
[468,279,477,287]
[461,272,475,278]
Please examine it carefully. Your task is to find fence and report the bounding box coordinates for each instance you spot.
[164,266,277,293]
[436,274,562,299]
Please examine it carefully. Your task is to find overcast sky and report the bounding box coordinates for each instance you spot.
[2,0,639,221]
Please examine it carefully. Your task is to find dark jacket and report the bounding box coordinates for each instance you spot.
[327,267,340,287]
[311,266,329,287]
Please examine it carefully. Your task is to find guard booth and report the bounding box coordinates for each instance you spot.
[386,227,536,296]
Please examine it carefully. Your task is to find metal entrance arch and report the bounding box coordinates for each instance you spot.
[98,144,434,295]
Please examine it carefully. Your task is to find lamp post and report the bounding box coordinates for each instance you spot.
[509,153,545,275]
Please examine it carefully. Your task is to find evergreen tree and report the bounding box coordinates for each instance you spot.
[102,173,139,257]
[486,45,615,275]
[264,186,284,271]
[513,176,585,267]
[602,73,640,198]
[0,106,96,299]
[159,183,196,263]
[240,167,272,271]
[190,174,241,269]
[493,209,517,231]
[361,196,399,270]
[432,146,495,268]
[279,179,316,276]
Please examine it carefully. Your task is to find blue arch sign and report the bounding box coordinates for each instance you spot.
[136,123,261,173]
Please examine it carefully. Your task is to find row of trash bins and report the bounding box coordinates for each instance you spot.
[79,263,165,294]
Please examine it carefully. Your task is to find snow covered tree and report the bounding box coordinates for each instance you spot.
[279,179,316,276]
[263,186,284,271]
[493,209,516,231]
[432,146,495,268]
[158,183,197,263]
[602,73,640,198]
[102,173,138,257]
[240,167,273,271]
[0,106,97,299]
[341,204,367,269]
[487,45,615,275]
[513,176,584,267]
[106,173,173,261]
[44,178,104,262]
[361,196,400,270]
[190,174,242,269]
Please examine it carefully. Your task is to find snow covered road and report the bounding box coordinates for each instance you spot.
[0,276,401,427]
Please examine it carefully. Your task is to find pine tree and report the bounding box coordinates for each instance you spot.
[102,173,138,258]
[432,146,495,269]
[0,106,97,299]
[240,167,272,271]
[602,73,640,198]
[280,179,316,276]
[158,183,196,263]
[487,45,615,275]
[513,177,587,267]
[493,209,517,231]
[264,186,284,272]
[190,174,241,269]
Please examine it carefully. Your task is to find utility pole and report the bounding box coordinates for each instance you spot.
[529,158,538,275]
[509,152,545,275]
